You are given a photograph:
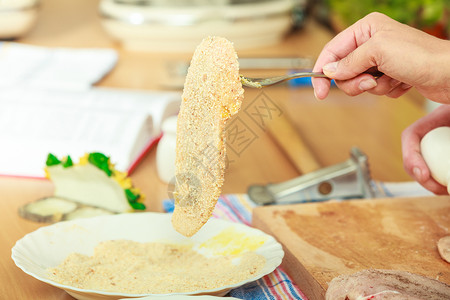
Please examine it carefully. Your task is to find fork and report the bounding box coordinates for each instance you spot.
[240,69,383,88]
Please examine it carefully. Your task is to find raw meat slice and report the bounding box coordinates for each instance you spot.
[326,269,450,300]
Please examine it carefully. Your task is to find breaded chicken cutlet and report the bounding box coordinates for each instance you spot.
[172,36,244,237]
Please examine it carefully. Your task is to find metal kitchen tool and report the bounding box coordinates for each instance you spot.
[248,147,377,205]
[241,71,328,88]
[241,69,384,88]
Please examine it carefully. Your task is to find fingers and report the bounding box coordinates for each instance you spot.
[312,42,379,100]
[401,129,430,183]
[312,46,339,100]
[401,108,450,195]
[313,73,412,100]
[419,178,449,195]
[385,82,412,98]
[311,15,376,100]
[322,45,378,81]
[311,77,331,100]
[334,74,378,96]
[312,23,383,99]
[315,12,386,71]
[400,125,446,194]
[311,13,407,99]
[333,74,411,98]
[403,152,448,195]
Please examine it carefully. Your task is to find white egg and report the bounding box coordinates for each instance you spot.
[420,126,450,191]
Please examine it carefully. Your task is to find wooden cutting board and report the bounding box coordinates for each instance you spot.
[252,196,450,300]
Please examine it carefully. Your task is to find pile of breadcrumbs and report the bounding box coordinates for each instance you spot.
[48,239,265,294]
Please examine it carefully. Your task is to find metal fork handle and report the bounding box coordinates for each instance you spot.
[241,68,384,88]
[243,72,327,88]
[260,72,327,86]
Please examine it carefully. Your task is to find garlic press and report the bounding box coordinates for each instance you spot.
[248,147,378,205]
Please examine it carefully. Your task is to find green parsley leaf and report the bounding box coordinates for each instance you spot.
[88,153,112,176]
[46,153,61,166]
[63,155,73,168]
[125,189,145,210]
[125,189,139,203]
[130,202,146,210]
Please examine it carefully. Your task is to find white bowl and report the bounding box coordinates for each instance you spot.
[12,212,283,300]
[98,0,296,52]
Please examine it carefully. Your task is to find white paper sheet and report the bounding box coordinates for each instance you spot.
[0,87,180,177]
[0,42,117,90]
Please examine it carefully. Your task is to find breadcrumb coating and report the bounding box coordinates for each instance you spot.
[49,240,265,294]
[172,36,244,237]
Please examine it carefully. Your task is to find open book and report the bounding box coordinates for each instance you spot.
[0,87,181,178]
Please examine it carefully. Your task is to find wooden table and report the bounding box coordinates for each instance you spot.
[1,0,428,298]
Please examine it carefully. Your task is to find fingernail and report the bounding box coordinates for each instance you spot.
[323,62,338,74]
[413,167,422,181]
[359,79,377,91]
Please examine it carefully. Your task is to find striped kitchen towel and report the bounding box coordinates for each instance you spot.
[216,194,308,300]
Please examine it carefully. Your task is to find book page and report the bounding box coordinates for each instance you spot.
[0,42,118,90]
[0,88,180,178]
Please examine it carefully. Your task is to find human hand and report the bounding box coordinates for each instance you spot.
[402,105,450,195]
[312,12,450,103]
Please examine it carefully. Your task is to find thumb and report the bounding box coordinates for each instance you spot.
[322,42,378,80]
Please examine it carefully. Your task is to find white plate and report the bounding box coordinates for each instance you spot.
[12,212,283,300]
[122,296,240,300]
